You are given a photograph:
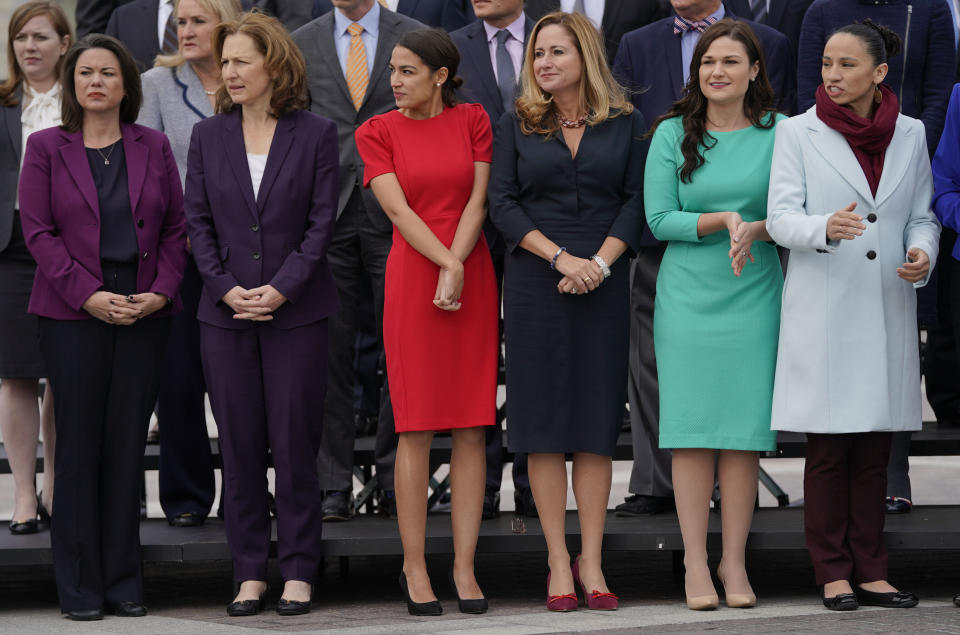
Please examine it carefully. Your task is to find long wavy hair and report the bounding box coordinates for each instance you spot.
[515,11,632,137]
[651,19,777,183]
[0,1,72,107]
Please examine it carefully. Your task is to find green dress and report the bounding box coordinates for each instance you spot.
[644,115,784,451]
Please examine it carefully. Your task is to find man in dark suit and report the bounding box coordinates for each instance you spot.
[292,0,422,521]
[76,0,133,37]
[725,0,813,59]
[524,0,669,63]
[104,0,169,71]
[254,0,317,31]
[610,0,793,518]
[313,0,470,30]
[450,0,536,520]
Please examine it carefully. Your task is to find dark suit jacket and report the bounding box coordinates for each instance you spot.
[312,0,464,29]
[184,109,340,330]
[524,0,668,63]
[292,8,423,233]
[18,123,186,320]
[255,0,316,32]
[76,0,133,37]
[450,16,534,130]
[0,94,22,253]
[105,0,161,72]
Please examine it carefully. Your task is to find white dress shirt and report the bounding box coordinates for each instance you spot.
[247,153,268,199]
[385,0,400,11]
[158,0,174,49]
[560,0,604,28]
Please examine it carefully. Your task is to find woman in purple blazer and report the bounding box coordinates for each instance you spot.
[184,13,339,617]
[18,34,186,620]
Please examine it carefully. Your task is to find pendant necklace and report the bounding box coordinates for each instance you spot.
[95,141,118,166]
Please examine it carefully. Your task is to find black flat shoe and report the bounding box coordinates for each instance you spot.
[37,493,51,525]
[106,601,147,617]
[854,586,918,608]
[821,591,858,611]
[65,608,103,621]
[168,512,205,527]
[227,585,269,616]
[399,571,442,616]
[8,518,38,535]
[448,567,488,614]
[277,598,311,615]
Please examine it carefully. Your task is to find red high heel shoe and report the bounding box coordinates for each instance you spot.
[546,571,578,612]
[572,555,619,610]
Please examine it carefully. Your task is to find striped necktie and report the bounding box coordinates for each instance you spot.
[750,0,768,23]
[161,5,177,54]
[346,23,369,111]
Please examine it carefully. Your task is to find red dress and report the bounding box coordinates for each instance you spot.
[356,104,498,432]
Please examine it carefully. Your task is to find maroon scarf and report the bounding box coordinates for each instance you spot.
[815,83,899,197]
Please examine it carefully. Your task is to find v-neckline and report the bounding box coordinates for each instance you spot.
[557,125,587,161]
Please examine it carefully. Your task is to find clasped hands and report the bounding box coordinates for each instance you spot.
[223,285,287,321]
[556,251,604,294]
[725,211,763,277]
[434,261,464,312]
[82,291,168,325]
[827,202,930,283]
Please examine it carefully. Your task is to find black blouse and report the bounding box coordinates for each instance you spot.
[86,142,138,263]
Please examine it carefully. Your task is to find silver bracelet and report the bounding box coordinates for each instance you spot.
[592,254,611,279]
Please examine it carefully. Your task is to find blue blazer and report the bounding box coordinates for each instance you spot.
[184,109,341,330]
[450,16,534,130]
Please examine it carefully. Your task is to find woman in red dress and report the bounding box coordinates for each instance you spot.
[355,28,498,617]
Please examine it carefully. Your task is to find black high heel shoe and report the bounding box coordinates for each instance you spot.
[399,571,442,616]
[226,583,269,616]
[448,566,488,614]
[37,493,51,525]
[9,497,39,535]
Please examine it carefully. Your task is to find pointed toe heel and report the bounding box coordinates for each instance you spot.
[572,555,618,610]
[448,567,488,614]
[399,572,442,616]
[686,594,720,610]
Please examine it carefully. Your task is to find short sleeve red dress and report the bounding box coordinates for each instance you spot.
[355,103,498,432]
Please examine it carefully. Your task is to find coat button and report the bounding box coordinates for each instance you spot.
[142,251,149,260]
[250,224,259,232]
[867,213,877,223]
[137,219,144,228]
[867,250,877,260]
[252,252,260,260]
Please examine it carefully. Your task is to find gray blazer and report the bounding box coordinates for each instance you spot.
[137,63,213,186]
[0,92,23,253]
[292,9,423,233]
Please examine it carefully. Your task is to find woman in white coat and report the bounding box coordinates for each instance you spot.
[767,20,939,612]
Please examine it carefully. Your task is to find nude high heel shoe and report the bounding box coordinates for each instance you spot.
[717,565,757,608]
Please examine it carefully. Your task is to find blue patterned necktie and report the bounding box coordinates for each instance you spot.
[495,30,516,112]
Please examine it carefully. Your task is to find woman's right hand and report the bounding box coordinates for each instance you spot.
[222,286,273,321]
[826,202,865,241]
[82,291,141,325]
[434,262,464,311]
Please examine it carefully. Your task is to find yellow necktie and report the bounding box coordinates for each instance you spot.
[378,0,388,7]
[346,23,368,111]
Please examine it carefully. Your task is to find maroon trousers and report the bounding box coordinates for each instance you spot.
[803,432,893,585]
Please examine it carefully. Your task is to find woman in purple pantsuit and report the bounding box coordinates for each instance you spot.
[184,13,340,617]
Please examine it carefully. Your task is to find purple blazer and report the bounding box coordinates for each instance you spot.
[18,123,187,320]
[184,108,340,330]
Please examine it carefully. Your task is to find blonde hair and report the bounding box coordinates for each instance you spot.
[153,0,243,69]
[515,11,632,136]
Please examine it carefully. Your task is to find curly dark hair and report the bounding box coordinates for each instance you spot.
[650,19,778,183]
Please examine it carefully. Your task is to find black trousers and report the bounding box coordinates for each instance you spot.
[318,187,397,491]
[157,257,215,520]
[40,262,170,612]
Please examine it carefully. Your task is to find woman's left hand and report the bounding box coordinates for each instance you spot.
[238,285,287,318]
[126,293,169,319]
[728,221,758,277]
[897,248,930,283]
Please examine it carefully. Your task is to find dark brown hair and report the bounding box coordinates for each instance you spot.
[212,11,308,116]
[60,34,143,133]
[395,28,463,108]
[831,19,902,66]
[651,19,777,183]
[0,1,72,107]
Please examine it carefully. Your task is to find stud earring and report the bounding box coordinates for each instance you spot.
[436,82,441,86]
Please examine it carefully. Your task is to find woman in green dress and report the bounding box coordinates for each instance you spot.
[644,19,783,611]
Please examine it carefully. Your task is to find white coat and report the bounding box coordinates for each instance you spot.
[766,107,940,434]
